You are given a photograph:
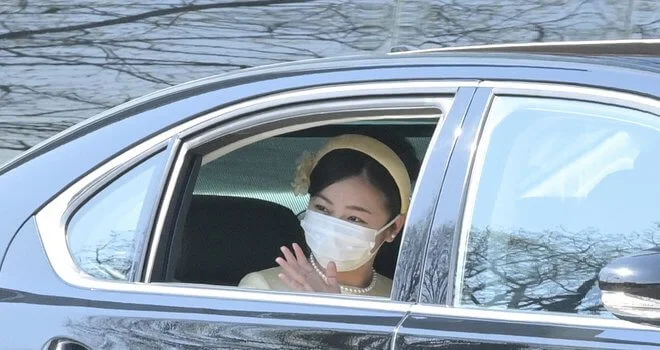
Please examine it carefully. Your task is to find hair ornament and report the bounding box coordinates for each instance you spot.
[292,151,316,196]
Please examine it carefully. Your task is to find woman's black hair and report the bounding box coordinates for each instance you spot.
[307,133,421,221]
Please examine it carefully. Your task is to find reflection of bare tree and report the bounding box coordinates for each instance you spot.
[67,315,390,349]
[74,230,137,281]
[392,221,430,301]
[0,0,657,156]
[420,222,455,303]
[460,223,659,316]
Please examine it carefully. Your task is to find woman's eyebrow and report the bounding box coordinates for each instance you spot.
[315,194,333,205]
[346,205,372,215]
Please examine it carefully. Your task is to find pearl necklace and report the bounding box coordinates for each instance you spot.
[309,255,377,295]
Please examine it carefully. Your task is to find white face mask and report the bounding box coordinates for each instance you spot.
[300,210,398,272]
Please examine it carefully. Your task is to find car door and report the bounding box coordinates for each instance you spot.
[0,82,475,349]
[395,83,660,349]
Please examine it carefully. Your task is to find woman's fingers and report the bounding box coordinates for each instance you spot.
[277,243,341,294]
[292,243,313,272]
[277,245,318,290]
[275,255,307,286]
[280,246,299,265]
[292,243,306,261]
[325,261,341,293]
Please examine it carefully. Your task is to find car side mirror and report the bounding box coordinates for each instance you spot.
[599,247,660,326]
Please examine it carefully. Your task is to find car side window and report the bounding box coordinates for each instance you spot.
[160,116,441,300]
[459,96,660,317]
[67,151,167,281]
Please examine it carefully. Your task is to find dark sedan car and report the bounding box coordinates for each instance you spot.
[1,43,659,349]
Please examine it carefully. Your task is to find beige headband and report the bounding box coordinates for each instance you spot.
[292,134,412,214]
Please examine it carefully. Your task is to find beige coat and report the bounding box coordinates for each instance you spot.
[238,266,393,298]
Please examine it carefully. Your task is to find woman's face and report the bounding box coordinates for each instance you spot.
[308,175,402,245]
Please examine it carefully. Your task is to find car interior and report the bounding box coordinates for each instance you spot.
[157,119,439,289]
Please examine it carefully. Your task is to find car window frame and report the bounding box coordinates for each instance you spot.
[418,81,660,329]
[35,80,477,309]
[65,149,170,282]
[147,93,466,300]
[152,103,446,288]
[155,105,448,285]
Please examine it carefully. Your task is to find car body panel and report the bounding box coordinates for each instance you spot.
[0,52,658,348]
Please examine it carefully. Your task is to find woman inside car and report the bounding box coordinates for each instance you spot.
[238,133,420,297]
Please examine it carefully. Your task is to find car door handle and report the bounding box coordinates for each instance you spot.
[45,338,90,350]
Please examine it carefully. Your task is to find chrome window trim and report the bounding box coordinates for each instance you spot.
[64,142,169,220]
[197,97,453,165]
[133,137,182,281]
[145,98,451,282]
[446,82,659,328]
[410,304,658,331]
[178,81,468,138]
[36,80,468,311]
[143,139,188,280]
[391,309,409,350]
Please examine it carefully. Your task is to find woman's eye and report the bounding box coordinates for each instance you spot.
[347,216,366,224]
[314,204,329,213]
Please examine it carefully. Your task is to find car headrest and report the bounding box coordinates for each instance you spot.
[175,195,305,286]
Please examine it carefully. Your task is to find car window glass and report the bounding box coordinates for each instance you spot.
[67,151,167,281]
[459,96,660,317]
[166,117,440,300]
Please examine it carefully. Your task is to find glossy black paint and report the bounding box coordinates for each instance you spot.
[418,88,493,306]
[392,87,476,303]
[0,218,404,349]
[0,53,658,349]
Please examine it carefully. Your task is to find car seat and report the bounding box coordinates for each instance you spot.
[174,194,401,286]
[174,195,305,286]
